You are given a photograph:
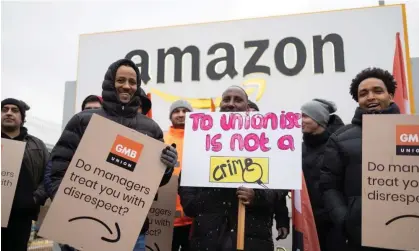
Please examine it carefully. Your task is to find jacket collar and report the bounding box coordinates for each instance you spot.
[351,102,401,126]
[1,126,28,141]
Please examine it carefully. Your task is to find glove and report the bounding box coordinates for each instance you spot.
[160,143,177,172]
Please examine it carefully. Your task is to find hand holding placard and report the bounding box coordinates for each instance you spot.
[160,144,177,169]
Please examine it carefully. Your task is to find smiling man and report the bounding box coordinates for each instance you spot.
[319,67,400,251]
[179,86,276,251]
[44,59,177,251]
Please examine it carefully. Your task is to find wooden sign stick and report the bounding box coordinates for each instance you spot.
[237,199,246,251]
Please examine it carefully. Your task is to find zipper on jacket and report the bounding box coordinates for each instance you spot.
[120,105,125,125]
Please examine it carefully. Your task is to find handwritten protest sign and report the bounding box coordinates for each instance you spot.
[39,114,168,251]
[1,139,26,227]
[145,175,177,251]
[181,111,302,189]
[362,115,419,251]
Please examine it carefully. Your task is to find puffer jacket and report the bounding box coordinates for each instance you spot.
[44,59,173,234]
[319,103,400,250]
[179,173,276,251]
[302,114,344,220]
[2,128,49,219]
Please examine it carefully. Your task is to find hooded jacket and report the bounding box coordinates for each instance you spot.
[164,127,193,227]
[1,127,49,219]
[319,103,400,250]
[44,59,173,234]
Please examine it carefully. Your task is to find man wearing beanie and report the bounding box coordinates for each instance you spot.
[81,95,103,111]
[164,100,193,251]
[320,67,401,251]
[1,98,49,251]
[301,98,346,251]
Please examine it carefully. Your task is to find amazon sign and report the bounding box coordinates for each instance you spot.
[76,5,413,130]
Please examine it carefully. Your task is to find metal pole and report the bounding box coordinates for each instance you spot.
[61,81,77,131]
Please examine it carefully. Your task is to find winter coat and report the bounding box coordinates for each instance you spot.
[302,114,344,221]
[179,173,276,251]
[164,127,193,228]
[319,103,400,250]
[1,127,49,219]
[44,59,173,234]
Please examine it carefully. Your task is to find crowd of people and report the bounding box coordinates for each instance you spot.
[1,57,401,251]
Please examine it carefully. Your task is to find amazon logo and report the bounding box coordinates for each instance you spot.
[125,33,345,108]
[149,78,266,109]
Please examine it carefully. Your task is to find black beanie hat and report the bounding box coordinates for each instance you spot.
[248,100,259,111]
[81,95,103,111]
[1,98,30,125]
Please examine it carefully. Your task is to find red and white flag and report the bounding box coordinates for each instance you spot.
[292,176,320,251]
[392,32,410,114]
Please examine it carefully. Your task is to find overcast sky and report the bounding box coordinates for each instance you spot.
[1,0,418,144]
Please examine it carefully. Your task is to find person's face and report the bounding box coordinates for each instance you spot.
[171,107,189,127]
[301,114,321,134]
[84,101,102,110]
[357,78,393,111]
[1,104,22,131]
[220,88,249,112]
[114,65,138,104]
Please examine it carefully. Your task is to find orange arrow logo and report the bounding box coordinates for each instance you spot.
[149,78,266,109]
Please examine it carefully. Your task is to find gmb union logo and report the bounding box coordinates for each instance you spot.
[106,135,144,171]
[395,125,419,156]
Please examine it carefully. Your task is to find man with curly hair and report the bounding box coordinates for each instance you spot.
[319,67,400,251]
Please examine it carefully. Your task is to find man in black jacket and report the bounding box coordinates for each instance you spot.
[44,59,176,250]
[320,67,400,251]
[248,100,291,241]
[1,98,49,251]
[301,98,346,251]
[179,87,276,251]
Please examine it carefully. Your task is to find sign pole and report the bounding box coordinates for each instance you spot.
[237,200,245,251]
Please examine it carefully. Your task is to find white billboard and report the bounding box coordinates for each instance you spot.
[76,4,415,130]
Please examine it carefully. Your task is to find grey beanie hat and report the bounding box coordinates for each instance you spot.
[169,100,193,118]
[301,98,337,128]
